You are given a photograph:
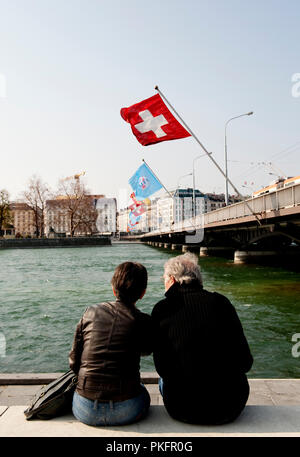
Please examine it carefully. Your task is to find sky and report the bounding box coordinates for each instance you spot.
[1,0,300,208]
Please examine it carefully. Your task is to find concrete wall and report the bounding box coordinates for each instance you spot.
[0,237,111,249]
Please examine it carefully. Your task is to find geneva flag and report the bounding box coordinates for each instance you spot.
[121,94,191,146]
[129,163,162,201]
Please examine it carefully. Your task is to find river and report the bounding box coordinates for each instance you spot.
[0,243,299,377]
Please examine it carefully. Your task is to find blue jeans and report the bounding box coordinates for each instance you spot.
[158,378,164,396]
[72,385,150,426]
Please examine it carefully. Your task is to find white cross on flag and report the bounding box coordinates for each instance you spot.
[120,94,191,146]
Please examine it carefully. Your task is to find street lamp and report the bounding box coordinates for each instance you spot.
[192,152,212,217]
[242,184,255,195]
[224,111,253,206]
[174,173,192,232]
[177,172,192,190]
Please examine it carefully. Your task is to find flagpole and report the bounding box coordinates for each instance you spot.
[142,158,198,232]
[142,158,174,199]
[154,86,262,226]
[142,158,176,231]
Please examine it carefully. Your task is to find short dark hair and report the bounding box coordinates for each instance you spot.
[111,262,147,304]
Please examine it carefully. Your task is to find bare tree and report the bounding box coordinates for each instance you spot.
[22,175,51,238]
[56,177,97,237]
[0,189,11,235]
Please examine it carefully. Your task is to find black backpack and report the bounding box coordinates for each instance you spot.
[24,370,78,420]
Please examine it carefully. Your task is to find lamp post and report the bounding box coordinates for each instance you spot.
[192,152,212,217]
[176,173,192,231]
[242,184,255,195]
[177,172,192,190]
[224,111,253,206]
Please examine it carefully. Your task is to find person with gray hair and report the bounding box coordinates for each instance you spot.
[151,252,253,425]
[163,252,203,286]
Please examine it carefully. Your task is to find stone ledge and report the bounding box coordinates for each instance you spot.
[0,372,159,385]
[1,405,300,437]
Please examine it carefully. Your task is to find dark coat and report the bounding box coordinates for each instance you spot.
[151,281,253,424]
[69,300,153,402]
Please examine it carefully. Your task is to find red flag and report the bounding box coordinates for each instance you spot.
[121,94,191,146]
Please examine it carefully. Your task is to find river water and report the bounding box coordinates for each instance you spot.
[0,243,299,377]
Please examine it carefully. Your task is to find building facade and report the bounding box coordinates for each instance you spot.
[117,207,131,234]
[45,194,104,237]
[95,198,117,234]
[116,188,241,235]
[10,202,36,237]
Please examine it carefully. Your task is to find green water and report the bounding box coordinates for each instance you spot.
[0,244,299,377]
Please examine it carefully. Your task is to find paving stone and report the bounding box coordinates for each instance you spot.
[1,385,43,396]
[264,379,300,405]
[145,384,159,394]
[158,395,165,406]
[248,380,274,405]
[0,385,43,406]
[150,395,160,405]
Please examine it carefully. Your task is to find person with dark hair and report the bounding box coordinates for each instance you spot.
[69,261,152,426]
[152,252,253,425]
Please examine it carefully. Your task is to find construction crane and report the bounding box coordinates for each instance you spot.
[62,171,86,181]
[56,171,86,200]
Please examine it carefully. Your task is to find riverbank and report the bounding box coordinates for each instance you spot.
[0,236,111,249]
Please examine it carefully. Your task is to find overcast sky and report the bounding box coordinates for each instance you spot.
[1,0,300,207]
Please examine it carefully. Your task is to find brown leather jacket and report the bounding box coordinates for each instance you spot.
[69,300,153,402]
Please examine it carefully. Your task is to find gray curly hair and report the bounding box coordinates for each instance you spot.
[163,252,203,285]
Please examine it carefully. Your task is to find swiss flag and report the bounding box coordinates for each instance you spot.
[120,94,191,146]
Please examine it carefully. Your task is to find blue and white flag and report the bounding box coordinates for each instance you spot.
[129,163,162,200]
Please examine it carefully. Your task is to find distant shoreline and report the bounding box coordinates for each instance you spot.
[0,236,111,249]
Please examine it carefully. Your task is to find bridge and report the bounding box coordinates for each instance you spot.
[124,182,300,264]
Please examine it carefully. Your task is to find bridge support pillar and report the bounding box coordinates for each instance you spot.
[234,250,279,264]
[164,243,171,249]
[182,245,200,253]
[200,246,235,257]
[171,244,181,250]
[200,247,209,257]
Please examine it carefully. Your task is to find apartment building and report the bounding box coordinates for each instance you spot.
[117,189,241,234]
[45,194,104,236]
[10,202,36,237]
[95,198,117,234]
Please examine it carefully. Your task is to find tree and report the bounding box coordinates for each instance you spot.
[0,189,11,235]
[56,177,97,237]
[22,175,51,238]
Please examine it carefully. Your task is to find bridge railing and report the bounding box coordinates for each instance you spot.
[204,182,300,225]
[139,183,300,237]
